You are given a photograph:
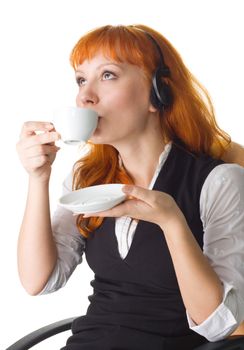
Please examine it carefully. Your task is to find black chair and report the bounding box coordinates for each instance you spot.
[6,317,76,350]
[6,317,244,350]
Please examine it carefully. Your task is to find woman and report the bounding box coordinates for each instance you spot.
[16,24,244,350]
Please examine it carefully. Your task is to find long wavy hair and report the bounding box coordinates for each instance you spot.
[69,24,231,237]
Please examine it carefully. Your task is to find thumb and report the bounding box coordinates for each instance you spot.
[122,185,150,203]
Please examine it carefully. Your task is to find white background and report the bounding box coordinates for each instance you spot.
[0,0,243,349]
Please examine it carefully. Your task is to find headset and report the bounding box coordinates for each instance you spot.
[131,26,173,111]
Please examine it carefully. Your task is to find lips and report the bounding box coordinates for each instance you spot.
[95,116,102,129]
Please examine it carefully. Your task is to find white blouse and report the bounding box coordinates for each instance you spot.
[39,143,244,342]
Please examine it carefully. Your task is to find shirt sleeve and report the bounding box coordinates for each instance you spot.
[38,172,86,295]
[186,163,244,341]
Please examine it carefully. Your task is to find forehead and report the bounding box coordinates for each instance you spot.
[75,53,121,71]
[75,53,144,76]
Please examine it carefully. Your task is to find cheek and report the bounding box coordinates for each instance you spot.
[75,94,80,107]
[114,93,134,109]
[108,83,149,110]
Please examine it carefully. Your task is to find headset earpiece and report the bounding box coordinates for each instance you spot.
[131,26,173,111]
[150,67,173,110]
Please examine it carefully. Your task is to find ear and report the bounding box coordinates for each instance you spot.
[149,103,158,113]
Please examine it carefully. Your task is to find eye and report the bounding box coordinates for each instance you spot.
[76,76,86,87]
[102,71,116,80]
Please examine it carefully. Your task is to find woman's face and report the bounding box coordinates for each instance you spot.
[75,53,157,147]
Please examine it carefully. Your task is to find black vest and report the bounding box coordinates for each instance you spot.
[75,143,223,337]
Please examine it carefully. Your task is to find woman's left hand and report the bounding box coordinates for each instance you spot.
[83,185,184,228]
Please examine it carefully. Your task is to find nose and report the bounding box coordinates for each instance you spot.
[76,85,99,107]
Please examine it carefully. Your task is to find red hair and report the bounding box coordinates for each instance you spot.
[70,24,231,237]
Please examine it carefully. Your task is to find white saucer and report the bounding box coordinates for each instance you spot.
[58,183,127,214]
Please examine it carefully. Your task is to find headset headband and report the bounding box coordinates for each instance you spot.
[129,25,173,109]
[130,26,170,77]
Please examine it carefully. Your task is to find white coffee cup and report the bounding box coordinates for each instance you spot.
[53,107,98,145]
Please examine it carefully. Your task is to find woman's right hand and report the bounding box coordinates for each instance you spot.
[16,121,61,182]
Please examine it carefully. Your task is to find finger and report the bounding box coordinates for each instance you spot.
[20,121,54,139]
[122,185,153,204]
[22,144,60,159]
[83,199,132,218]
[27,154,51,169]
[83,208,118,218]
[83,207,120,218]
[20,131,60,148]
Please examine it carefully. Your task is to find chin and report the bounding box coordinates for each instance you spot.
[89,129,110,145]
[89,134,106,145]
[89,135,116,147]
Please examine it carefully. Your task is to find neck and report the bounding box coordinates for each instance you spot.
[105,112,167,188]
[114,137,166,188]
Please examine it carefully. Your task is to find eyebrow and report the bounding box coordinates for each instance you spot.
[75,62,123,74]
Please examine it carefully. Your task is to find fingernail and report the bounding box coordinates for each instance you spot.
[45,123,53,129]
[122,185,133,193]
